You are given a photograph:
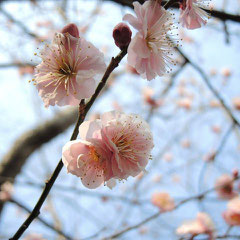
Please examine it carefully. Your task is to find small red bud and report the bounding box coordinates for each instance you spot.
[232,169,239,179]
[113,23,132,50]
[61,23,79,38]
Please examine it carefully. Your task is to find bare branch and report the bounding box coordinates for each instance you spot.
[9,198,73,239]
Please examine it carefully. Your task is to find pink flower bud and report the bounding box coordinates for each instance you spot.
[215,174,237,200]
[61,23,79,38]
[113,23,132,50]
[232,169,239,179]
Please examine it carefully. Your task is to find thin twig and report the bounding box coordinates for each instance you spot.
[0,7,38,38]
[176,47,240,128]
[9,198,72,239]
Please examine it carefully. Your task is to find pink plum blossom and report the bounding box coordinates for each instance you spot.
[215,174,237,200]
[151,192,175,211]
[62,111,154,188]
[62,139,113,189]
[123,1,175,80]
[92,111,154,180]
[223,197,240,226]
[34,23,106,107]
[180,0,210,30]
[177,212,215,239]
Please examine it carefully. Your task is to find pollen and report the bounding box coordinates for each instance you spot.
[89,146,100,162]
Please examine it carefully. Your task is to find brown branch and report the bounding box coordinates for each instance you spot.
[104,0,240,23]
[0,63,35,68]
[175,47,240,128]
[10,47,128,240]
[8,198,73,239]
[1,0,240,23]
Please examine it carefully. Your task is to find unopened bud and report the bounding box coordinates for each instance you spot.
[113,23,132,50]
[61,23,79,38]
[232,169,239,179]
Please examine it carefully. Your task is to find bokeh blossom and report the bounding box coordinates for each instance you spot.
[151,192,175,211]
[223,197,240,226]
[232,97,240,110]
[34,23,106,107]
[215,174,237,200]
[177,212,215,239]
[62,111,154,188]
[23,233,46,240]
[123,0,176,80]
[180,0,210,29]
[0,181,13,201]
[142,87,163,108]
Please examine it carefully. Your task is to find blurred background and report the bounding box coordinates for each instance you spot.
[0,0,240,239]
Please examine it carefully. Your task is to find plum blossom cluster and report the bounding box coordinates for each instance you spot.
[121,0,210,80]
[33,24,106,107]
[33,2,211,107]
[62,111,154,189]
[177,212,215,239]
[123,1,177,80]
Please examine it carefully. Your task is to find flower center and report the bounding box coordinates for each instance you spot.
[89,146,100,162]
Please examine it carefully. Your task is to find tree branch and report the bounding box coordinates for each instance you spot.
[8,198,73,239]
[104,0,240,23]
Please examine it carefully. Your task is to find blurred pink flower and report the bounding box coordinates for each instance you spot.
[211,125,221,134]
[223,197,240,226]
[203,150,216,162]
[177,97,192,110]
[152,174,162,183]
[177,212,215,239]
[232,97,240,111]
[151,192,175,211]
[180,0,209,29]
[221,67,232,77]
[123,1,175,80]
[215,174,237,200]
[0,181,13,201]
[34,23,106,107]
[181,139,191,148]
[163,152,173,162]
[142,87,163,108]
[62,111,154,188]
[209,99,220,108]
[23,233,46,240]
